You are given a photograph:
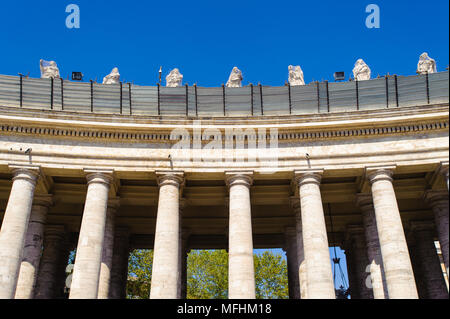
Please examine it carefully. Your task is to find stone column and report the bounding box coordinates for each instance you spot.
[0,165,40,299]
[109,227,130,299]
[294,170,335,299]
[14,195,53,299]
[284,227,300,299]
[366,166,418,299]
[356,194,388,299]
[425,190,449,276]
[410,221,448,299]
[345,225,374,299]
[290,197,307,299]
[226,171,256,299]
[34,225,67,299]
[69,170,113,299]
[150,171,184,299]
[97,198,119,299]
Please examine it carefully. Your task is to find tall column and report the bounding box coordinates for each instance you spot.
[0,165,40,299]
[425,190,449,276]
[34,225,67,299]
[69,170,113,299]
[294,170,335,299]
[410,221,448,299]
[290,197,307,299]
[345,225,374,299]
[150,171,184,299]
[356,194,388,299]
[109,227,130,299]
[97,198,119,299]
[366,166,418,299]
[15,195,53,299]
[226,171,256,299]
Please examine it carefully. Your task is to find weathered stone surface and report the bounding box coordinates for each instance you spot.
[367,167,418,299]
[226,67,243,88]
[103,68,120,85]
[353,59,371,81]
[417,52,437,75]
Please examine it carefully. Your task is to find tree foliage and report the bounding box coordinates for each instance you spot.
[127,250,153,299]
[126,249,288,299]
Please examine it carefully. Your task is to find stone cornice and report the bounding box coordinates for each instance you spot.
[0,105,447,144]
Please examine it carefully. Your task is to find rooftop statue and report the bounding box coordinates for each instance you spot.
[166,68,183,87]
[353,59,371,81]
[40,59,60,79]
[288,65,305,86]
[417,52,437,75]
[226,67,243,88]
[103,67,121,84]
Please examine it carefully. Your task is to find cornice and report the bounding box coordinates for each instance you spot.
[0,104,447,144]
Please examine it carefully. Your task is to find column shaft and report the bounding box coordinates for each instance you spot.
[345,226,374,299]
[97,200,118,299]
[150,172,184,299]
[425,191,449,276]
[15,195,52,299]
[367,167,418,299]
[69,171,112,299]
[295,171,335,299]
[285,227,300,299]
[226,172,256,299]
[109,227,130,299]
[357,194,388,299]
[410,222,448,299]
[34,225,67,299]
[0,166,39,299]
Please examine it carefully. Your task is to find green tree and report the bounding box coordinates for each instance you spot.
[254,251,288,299]
[187,250,228,299]
[127,249,153,299]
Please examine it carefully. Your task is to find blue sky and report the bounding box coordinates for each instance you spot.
[0,0,448,86]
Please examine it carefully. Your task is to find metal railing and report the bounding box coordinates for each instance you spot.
[0,72,448,117]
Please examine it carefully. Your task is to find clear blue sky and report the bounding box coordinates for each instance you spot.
[0,0,448,86]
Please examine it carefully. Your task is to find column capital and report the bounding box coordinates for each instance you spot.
[8,164,41,185]
[44,225,66,241]
[409,220,435,233]
[225,171,254,189]
[284,226,296,238]
[439,161,449,177]
[293,169,324,186]
[156,171,185,188]
[84,169,114,186]
[355,193,374,211]
[33,194,53,208]
[346,224,365,239]
[289,196,301,211]
[365,165,396,184]
[423,190,448,208]
[179,198,188,212]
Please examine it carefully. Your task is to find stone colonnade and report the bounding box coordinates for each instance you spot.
[0,165,448,299]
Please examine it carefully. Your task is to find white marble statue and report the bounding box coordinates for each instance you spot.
[40,59,60,79]
[166,68,183,87]
[288,65,305,86]
[417,52,437,75]
[353,59,371,81]
[103,67,121,84]
[226,67,243,88]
